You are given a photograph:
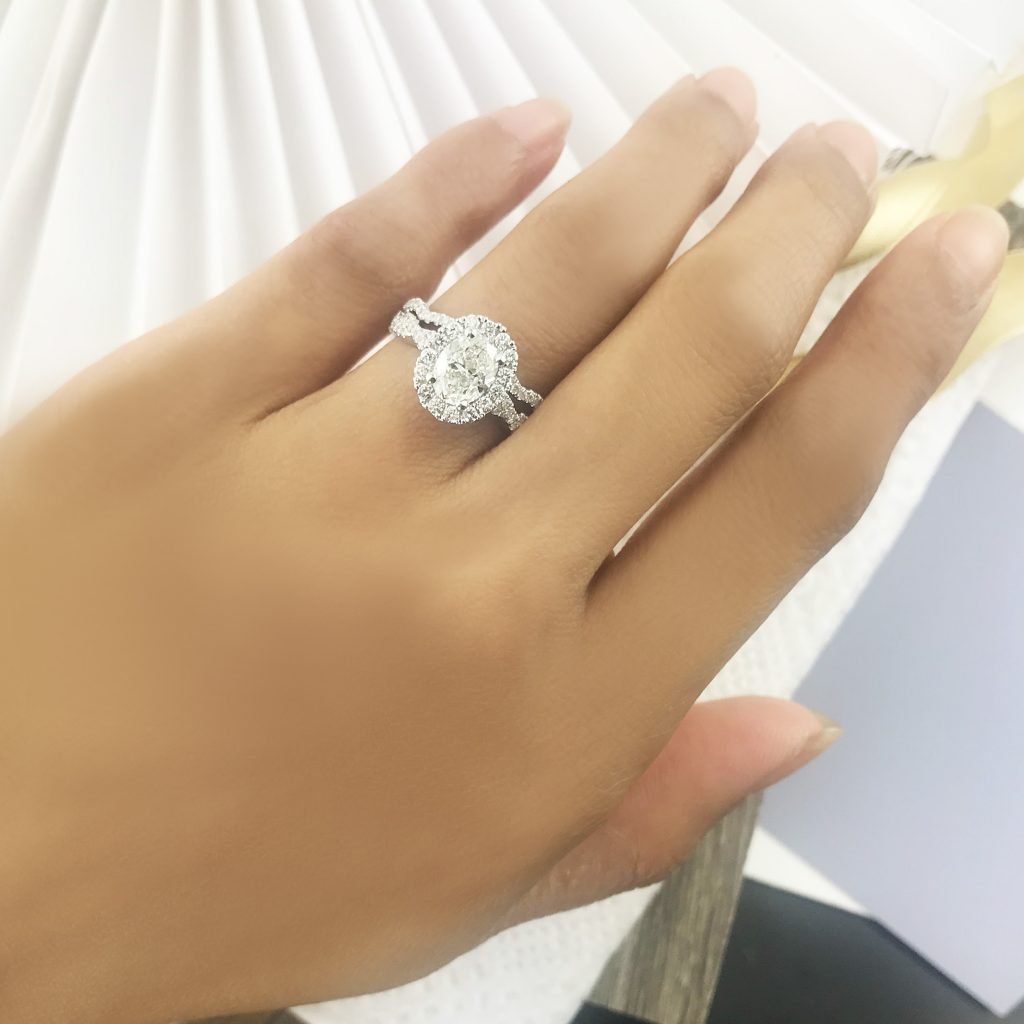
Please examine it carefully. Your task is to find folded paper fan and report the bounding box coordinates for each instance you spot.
[2,0,1022,422]
[0,4,1020,1023]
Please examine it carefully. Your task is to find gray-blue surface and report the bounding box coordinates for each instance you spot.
[762,403,1024,1016]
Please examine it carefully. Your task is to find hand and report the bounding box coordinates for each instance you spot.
[0,70,1007,1023]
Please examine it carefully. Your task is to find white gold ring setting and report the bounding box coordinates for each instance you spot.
[390,298,541,431]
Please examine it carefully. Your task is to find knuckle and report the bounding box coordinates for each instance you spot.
[420,533,574,667]
[305,199,427,300]
[411,116,527,228]
[678,254,796,401]
[307,115,534,293]
[329,199,430,290]
[780,144,871,244]
[885,329,953,405]
[602,825,666,893]
[825,452,883,542]
[692,88,750,163]
[646,86,745,171]
[468,114,533,187]
[767,386,889,549]
[526,191,604,254]
[515,197,631,314]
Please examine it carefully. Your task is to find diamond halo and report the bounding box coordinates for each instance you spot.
[392,300,540,431]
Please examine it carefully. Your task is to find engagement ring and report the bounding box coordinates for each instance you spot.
[390,298,542,431]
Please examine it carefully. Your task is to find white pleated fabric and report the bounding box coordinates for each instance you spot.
[0,3,1020,1023]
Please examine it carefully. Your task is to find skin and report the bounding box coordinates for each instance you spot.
[0,70,1008,1022]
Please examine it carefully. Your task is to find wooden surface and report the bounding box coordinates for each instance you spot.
[190,796,759,1024]
[590,795,760,1024]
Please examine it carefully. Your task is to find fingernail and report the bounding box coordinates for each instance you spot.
[697,67,757,125]
[802,710,844,759]
[493,97,571,153]
[817,120,878,186]
[936,205,1009,305]
[758,705,843,789]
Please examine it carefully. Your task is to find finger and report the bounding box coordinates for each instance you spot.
[134,99,570,423]
[583,208,1008,751]
[512,121,877,561]
[504,698,838,924]
[301,70,758,470]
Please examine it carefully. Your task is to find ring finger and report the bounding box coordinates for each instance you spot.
[303,69,759,471]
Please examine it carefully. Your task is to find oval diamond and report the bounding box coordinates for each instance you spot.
[432,324,500,406]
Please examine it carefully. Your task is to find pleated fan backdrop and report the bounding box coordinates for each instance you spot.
[0,3,1021,1023]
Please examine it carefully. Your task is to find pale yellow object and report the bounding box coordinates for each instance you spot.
[846,75,1024,265]
[787,74,1024,386]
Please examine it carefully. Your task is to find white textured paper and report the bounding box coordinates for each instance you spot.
[0,4,1020,1024]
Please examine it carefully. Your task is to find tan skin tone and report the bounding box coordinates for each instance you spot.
[0,70,1008,1022]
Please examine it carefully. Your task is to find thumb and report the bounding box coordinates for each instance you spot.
[507,696,840,924]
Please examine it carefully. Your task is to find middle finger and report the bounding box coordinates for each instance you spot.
[308,69,758,471]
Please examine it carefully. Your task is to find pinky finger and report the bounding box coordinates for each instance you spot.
[582,207,1009,751]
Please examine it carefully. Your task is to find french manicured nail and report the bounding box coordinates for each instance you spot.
[936,205,1009,305]
[817,120,878,186]
[493,97,571,153]
[698,67,757,125]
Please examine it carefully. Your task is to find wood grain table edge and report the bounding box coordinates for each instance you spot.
[590,795,760,1024]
